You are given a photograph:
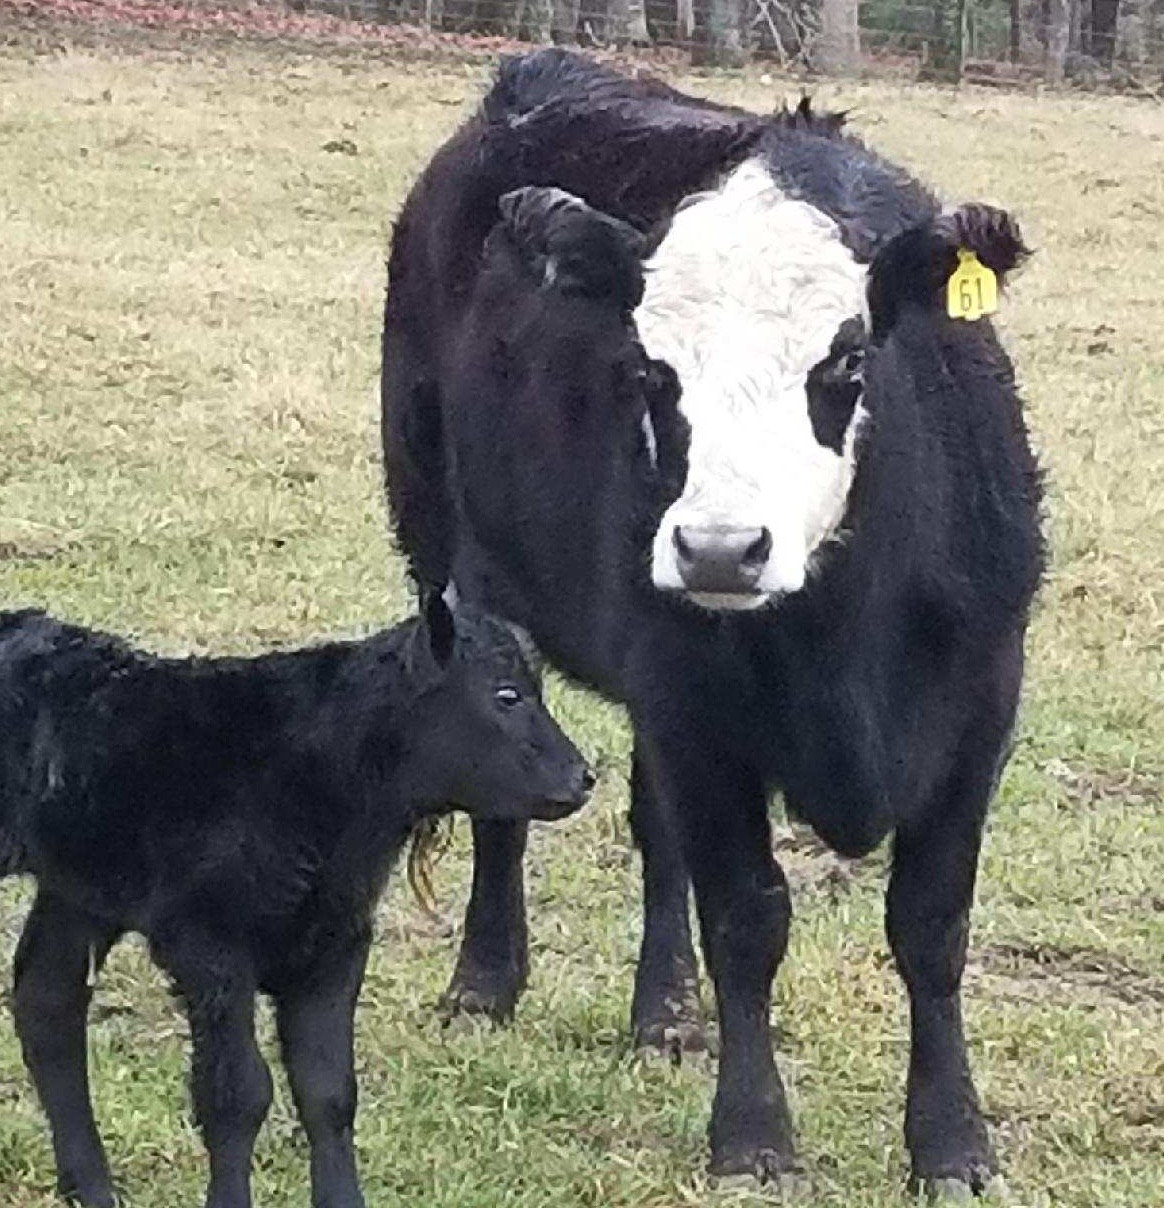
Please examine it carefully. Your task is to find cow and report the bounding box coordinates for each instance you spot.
[0,597,592,1208]
[380,49,1043,1195]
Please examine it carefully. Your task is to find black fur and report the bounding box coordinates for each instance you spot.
[381,49,1043,1195]
[0,603,589,1208]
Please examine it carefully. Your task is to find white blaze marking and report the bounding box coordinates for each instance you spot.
[640,409,658,469]
[636,159,869,608]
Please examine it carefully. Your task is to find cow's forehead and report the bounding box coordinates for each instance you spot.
[635,158,868,391]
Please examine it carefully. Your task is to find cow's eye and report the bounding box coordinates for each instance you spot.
[495,685,522,708]
[836,348,865,378]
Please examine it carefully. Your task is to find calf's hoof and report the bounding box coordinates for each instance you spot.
[60,1176,117,1208]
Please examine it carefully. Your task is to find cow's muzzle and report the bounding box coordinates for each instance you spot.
[671,524,772,596]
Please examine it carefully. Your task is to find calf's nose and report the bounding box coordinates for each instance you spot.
[672,524,771,595]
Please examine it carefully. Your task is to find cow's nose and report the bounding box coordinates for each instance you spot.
[672,525,771,594]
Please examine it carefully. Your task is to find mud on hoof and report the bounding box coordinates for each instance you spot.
[633,999,710,1061]
[632,972,709,1060]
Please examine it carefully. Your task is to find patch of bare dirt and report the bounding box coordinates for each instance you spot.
[772,823,864,898]
[1043,757,1163,809]
[972,939,1164,1008]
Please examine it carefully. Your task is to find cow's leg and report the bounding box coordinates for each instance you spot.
[13,892,120,1208]
[886,716,1014,1196]
[629,746,705,1055]
[152,928,271,1208]
[649,737,797,1181]
[442,819,529,1021]
[275,933,371,1208]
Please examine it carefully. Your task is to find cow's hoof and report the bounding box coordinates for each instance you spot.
[712,1167,808,1199]
[709,1147,803,1193]
[632,975,709,1061]
[912,1169,1007,1202]
[439,966,523,1024]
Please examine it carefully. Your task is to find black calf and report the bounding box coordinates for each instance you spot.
[0,597,590,1208]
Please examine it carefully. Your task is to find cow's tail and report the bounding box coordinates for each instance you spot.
[406,815,454,918]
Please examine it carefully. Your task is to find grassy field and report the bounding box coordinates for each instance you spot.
[1,29,1163,1208]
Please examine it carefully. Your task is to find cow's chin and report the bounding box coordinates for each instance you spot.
[686,591,771,612]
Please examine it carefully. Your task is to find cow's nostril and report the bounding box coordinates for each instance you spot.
[742,527,772,569]
[669,524,769,595]
[581,767,597,793]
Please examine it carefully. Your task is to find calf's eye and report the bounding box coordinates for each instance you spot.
[495,685,523,708]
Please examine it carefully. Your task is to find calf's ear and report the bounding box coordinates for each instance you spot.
[502,618,543,682]
[498,186,646,311]
[420,587,456,669]
[867,203,1030,340]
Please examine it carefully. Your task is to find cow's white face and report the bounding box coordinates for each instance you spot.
[636,160,869,610]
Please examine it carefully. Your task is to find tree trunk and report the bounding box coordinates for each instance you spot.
[1116,0,1148,62]
[1017,0,1045,60]
[607,0,651,43]
[423,0,445,30]
[677,0,695,39]
[927,0,967,78]
[551,0,581,40]
[1090,0,1120,63]
[693,0,747,64]
[1069,0,1083,52]
[815,0,860,73]
[525,0,554,39]
[1045,0,1071,77]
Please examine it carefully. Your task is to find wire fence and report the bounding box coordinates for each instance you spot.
[6,0,1164,90]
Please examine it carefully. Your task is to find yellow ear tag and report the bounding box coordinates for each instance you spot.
[947,249,998,321]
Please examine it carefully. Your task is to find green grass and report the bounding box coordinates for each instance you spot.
[2,33,1164,1208]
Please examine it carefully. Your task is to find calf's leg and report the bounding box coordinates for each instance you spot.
[645,736,797,1181]
[13,892,120,1208]
[886,711,1016,1196]
[442,819,529,1021]
[151,928,271,1208]
[274,935,371,1208]
[628,748,705,1056]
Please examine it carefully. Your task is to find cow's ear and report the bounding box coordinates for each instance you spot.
[867,203,1030,340]
[499,186,646,311]
[420,586,456,669]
